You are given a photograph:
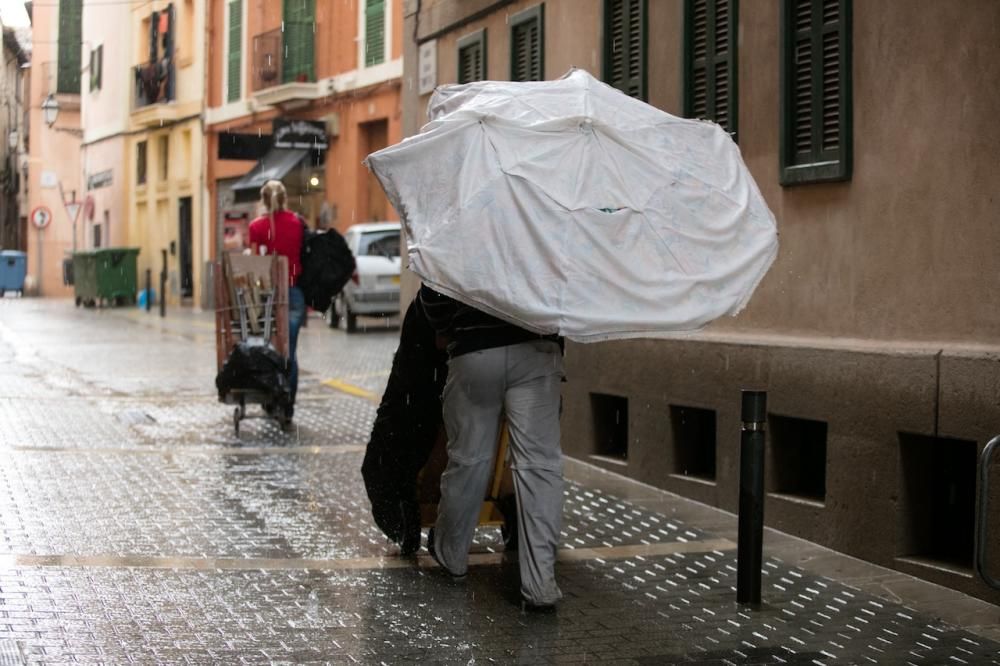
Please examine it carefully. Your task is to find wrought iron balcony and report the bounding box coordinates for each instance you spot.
[133,58,175,109]
[252,23,315,93]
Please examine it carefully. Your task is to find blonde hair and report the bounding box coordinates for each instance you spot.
[260,180,288,214]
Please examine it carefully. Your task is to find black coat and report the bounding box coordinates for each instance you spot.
[362,297,448,554]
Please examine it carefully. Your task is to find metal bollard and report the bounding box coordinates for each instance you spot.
[159,249,167,318]
[737,390,767,605]
[145,269,152,312]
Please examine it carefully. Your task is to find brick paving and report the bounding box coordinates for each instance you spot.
[0,299,998,664]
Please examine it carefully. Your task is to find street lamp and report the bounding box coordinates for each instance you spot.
[41,95,59,126]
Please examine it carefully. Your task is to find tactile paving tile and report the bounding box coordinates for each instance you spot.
[0,399,135,450]
[2,555,997,665]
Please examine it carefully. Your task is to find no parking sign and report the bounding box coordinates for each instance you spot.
[30,206,52,229]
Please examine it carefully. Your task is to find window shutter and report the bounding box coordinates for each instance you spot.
[283,0,316,83]
[457,30,486,84]
[365,0,386,67]
[57,0,82,93]
[684,0,737,139]
[227,1,242,102]
[780,0,851,185]
[510,5,544,82]
[603,0,646,100]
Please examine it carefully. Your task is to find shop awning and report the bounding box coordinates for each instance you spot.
[230,148,309,195]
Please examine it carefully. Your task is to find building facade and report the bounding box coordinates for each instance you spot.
[126,0,208,308]
[0,25,29,252]
[205,0,403,281]
[79,2,131,254]
[401,0,1000,604]
[24,0,82,296]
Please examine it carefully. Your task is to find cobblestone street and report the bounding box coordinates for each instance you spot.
[0,299,998,665]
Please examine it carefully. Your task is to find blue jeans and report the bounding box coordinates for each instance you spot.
[288,286,306,406]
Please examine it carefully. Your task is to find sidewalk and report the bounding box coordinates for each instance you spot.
[0,298,997,664]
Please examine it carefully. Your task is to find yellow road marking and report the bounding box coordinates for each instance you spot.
[322,378,380,403]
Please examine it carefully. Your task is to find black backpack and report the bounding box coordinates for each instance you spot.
[298,221,356,312]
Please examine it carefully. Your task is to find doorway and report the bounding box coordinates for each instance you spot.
[178,196,193,298]
[360,119,389,222]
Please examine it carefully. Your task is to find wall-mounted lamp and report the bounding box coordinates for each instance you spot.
[309,174,320,188]
[41,95,59,126]
[7,129,17,149]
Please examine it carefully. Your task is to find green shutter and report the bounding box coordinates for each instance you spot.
[365,0,386,67]
[283,0,316,83]
[457,30,486,84]
[510,4,544,82]
[780,0,852,185]
[684,0,738,139]
[57,0,82,93]
[227,1,242,102]
[603,0,646,100]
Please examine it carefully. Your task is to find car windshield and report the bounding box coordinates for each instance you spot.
[358,230,400,258]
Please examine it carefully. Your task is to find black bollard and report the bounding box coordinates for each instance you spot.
[159,249,167,318]
[737,390,767,605]
[145,269,152,312]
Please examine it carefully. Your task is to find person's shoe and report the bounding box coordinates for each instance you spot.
[426,528,467,582]
[520,596,558,612]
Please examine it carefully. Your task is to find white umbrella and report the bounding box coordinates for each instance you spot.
[366,69,778,342]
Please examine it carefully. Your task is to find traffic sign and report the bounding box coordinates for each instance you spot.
[65,201,82,223]
[30,206,52,229]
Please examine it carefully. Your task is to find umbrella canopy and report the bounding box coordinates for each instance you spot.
[366,69,778,342]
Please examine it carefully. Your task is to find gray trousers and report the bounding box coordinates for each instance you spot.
[435,340,565,605]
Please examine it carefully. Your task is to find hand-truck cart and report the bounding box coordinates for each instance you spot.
[214,253,291,435]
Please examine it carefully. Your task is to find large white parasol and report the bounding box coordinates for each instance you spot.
[366,69,778,342]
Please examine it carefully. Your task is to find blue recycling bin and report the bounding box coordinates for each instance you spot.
[0,250,27,296]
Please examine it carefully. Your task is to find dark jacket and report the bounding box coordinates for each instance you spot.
[418,284,562,358]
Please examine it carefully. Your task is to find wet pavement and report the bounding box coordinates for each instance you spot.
[0,298,998,664]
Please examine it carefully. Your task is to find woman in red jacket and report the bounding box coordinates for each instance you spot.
[248,179,306,420]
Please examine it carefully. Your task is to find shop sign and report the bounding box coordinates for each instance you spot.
[87,169,113,190]
[273,119,328,150]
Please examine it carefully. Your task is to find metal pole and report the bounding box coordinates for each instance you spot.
[974,435,1000,590]
[159,249,167,318]
[737,390,767,605]
[145,269,152,312]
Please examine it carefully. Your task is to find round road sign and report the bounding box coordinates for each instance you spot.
[30,206,52,229]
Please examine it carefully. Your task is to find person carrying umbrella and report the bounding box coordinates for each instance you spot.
[420,283,565,610]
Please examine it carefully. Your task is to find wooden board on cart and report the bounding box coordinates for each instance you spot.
[214,254,290,372]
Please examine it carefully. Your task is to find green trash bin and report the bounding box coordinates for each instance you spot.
[72,251,97,307]
[73,247,140,307]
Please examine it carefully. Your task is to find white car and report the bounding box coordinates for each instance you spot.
[330,222,402,332]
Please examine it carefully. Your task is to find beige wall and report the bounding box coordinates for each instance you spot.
[25,1,82,297]
[127,1,207,307]
[401,0,1000,604]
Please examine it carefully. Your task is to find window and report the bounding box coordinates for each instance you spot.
[364,0,386,67]
[510,5,544,82]
[780,0,852,185]
[227,0,242,102]
[158,135,169,181]
[282,0,316,83]
[89,45,103,92]
[137,141,147,185]
[457,30,486,84]
[603,0,646,99]
[684,0,737,139]
[57,0,82,93]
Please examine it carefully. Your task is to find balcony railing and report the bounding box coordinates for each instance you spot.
[133,58,175,109]
[252,28,283,92]
[252,23,315,93]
